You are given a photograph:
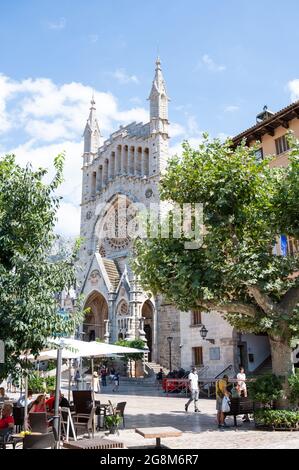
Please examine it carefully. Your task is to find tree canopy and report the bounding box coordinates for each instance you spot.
[0,154,83,379]
[133,134,299,377]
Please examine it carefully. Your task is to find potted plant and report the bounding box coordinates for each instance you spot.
[104,401,122,434]
[104,413,122,435]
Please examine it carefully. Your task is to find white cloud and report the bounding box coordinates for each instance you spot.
[112,69,139,84]
[55,202,81,236]
[224,105,239,113]
[200,54,226,72]
[47,18,66,30]
[287,79,299,102]
[169,122,185,138]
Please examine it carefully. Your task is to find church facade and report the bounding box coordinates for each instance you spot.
[77,58,184,370]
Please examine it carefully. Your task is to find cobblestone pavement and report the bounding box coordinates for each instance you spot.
[82,385,299,449]
[7,382,299,449]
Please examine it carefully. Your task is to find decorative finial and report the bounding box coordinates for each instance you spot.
[91,90,96,107]
[156,56,161,70]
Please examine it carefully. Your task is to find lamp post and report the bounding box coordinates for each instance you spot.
[200,325,208,340]
[200,325,215,344]
[167,336,173,372]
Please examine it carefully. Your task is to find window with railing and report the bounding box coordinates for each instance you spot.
[192,347,203,366]
[191,309,202,326]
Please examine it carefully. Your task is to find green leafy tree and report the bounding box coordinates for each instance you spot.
[0,153,83,379]
[115,339,146,377]
[133,135,299,380]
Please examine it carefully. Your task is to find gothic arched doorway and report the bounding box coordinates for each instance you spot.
[142,300,154,362]
[83,291,108,341]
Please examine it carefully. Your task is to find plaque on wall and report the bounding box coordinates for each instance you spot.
[209,347,220,360]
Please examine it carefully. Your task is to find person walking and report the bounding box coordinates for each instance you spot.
[74,369,81,389]
[112,372,119,392]
[101,367,107,387]
[216,374,229,428]
[185,367,200,413]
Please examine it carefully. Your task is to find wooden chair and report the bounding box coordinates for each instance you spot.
[72,390,92,415]
[73,406,96,438]
[23,432,55,449]
[28,412,49,434]
[115,402,127,429]
[0,428,14,449]
[13,406,25,433]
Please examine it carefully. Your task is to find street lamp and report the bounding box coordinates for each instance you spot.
[200,325,208,339]
[200,325,215,344]
[167,336,173,372]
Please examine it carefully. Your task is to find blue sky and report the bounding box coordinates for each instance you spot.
[1,0,299,235]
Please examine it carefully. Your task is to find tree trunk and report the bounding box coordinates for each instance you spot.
[269,337,294,377]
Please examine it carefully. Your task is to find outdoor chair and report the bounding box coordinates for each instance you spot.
[0,428,14,449]
[13,406,25,433]
[23,432,55,449]
[115,402,127,429]
[72,390,93,415]
[73,406,96,439]
[28,412,49,433]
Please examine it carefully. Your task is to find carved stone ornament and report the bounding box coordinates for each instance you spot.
[145,188,153,198]
[89,269,101,285]
[86,210,93,220]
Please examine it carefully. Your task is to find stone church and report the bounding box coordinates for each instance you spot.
[77,58,273,376]
[77,58,183,371]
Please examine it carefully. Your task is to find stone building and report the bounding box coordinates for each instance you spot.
[77,58,182,371]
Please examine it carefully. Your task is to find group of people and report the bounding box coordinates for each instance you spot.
[0,387,70,436]
[74,365,120,393]
[183,366,250,428]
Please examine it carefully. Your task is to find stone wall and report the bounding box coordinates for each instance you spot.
[157,301,181,370]
[180,310,237,377]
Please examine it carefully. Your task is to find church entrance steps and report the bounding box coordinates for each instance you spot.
[145,361,169,377]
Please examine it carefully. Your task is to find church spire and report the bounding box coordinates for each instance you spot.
[83,94,101,154]
[148,57,170,136]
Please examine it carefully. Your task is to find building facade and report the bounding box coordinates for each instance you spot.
[77,58,182,370]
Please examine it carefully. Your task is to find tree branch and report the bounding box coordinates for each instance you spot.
[199,300,258,318]
[279,284,299,314]
[247,285,276,315]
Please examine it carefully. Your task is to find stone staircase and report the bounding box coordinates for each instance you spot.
[144,361,169,377]
[250,356,272,376]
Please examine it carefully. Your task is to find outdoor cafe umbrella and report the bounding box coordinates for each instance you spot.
[23,337,147,403]
[21,338,147,445]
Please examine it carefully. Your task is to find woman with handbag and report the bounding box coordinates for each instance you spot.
[215,375,230,428]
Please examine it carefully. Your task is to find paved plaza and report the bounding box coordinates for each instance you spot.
[62,382,299,450]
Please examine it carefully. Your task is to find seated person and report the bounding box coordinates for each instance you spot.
[46,391,70,413]
[29,394,47,413]
[231,383,241,398]
[17,389,34,407]
[0,387,9,403]
[0,403,14,435]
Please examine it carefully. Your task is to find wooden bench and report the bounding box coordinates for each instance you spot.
[225,397,254,427]
[135,427,182,448]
